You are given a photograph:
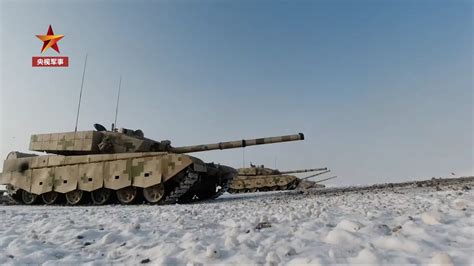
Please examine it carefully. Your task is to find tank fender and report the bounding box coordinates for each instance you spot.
[0,171,32,192]
[187,156,207,173]
[192,163,207,173]
[1,154,36,192]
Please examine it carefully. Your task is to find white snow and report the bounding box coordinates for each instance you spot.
[430,252,454,265]
[0,186,473,265]
[420,211,443,225]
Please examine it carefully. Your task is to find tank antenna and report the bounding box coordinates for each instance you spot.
[113,75,122,130]
[74,54,88,132]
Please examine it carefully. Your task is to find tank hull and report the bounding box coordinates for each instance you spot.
[230,166,327,193]
[228,175,325,193]
[1,151,236,205]
[229,175,296,193]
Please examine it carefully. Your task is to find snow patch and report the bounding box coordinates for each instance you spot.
[205,244,220,259]
[430,252,454,265]
[335,219,363,232]
[348,248,378,264]
[421,211,443,225]
[0,184,472,264]
[373,236,421,253]
[324,229,359,245]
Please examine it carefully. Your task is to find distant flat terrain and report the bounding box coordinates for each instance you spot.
[0,177,472,265]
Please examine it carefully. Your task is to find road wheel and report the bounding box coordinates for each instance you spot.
[91,188,112,205]
[267,186,277,191]
[42,191,59,205]
[143,184,165,204]
[116,187,138,204]
[21,190,38,205]
[66,190,85,205]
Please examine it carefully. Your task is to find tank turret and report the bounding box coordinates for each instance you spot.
[237,165,326,176]
[29,123,304,155]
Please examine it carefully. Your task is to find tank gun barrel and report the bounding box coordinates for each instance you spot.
[280,167,328,174]
[314,175,338,184]
[170,133,304,154]
[301,169,331,180]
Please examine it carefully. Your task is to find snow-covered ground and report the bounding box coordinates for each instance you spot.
[0,181,473,265]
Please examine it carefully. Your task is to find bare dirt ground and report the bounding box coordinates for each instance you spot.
[304,176,474,196]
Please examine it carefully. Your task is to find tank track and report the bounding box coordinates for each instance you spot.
[177,166,236,203]
[5,185,22,204]
[3,168,202,206]
[207,171,234,200]
[161,170,199,204]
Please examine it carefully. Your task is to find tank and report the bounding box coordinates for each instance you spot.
[228,164,329,193]
[0,124,304,205]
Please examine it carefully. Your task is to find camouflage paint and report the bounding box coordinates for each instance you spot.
[2,127,304,202]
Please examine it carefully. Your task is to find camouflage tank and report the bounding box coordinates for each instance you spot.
[0,124,304,205]
[228,164,329,193]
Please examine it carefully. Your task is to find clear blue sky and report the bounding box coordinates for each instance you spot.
[1,0,472,184]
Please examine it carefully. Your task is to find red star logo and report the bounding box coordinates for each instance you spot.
[36,25,64,54]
